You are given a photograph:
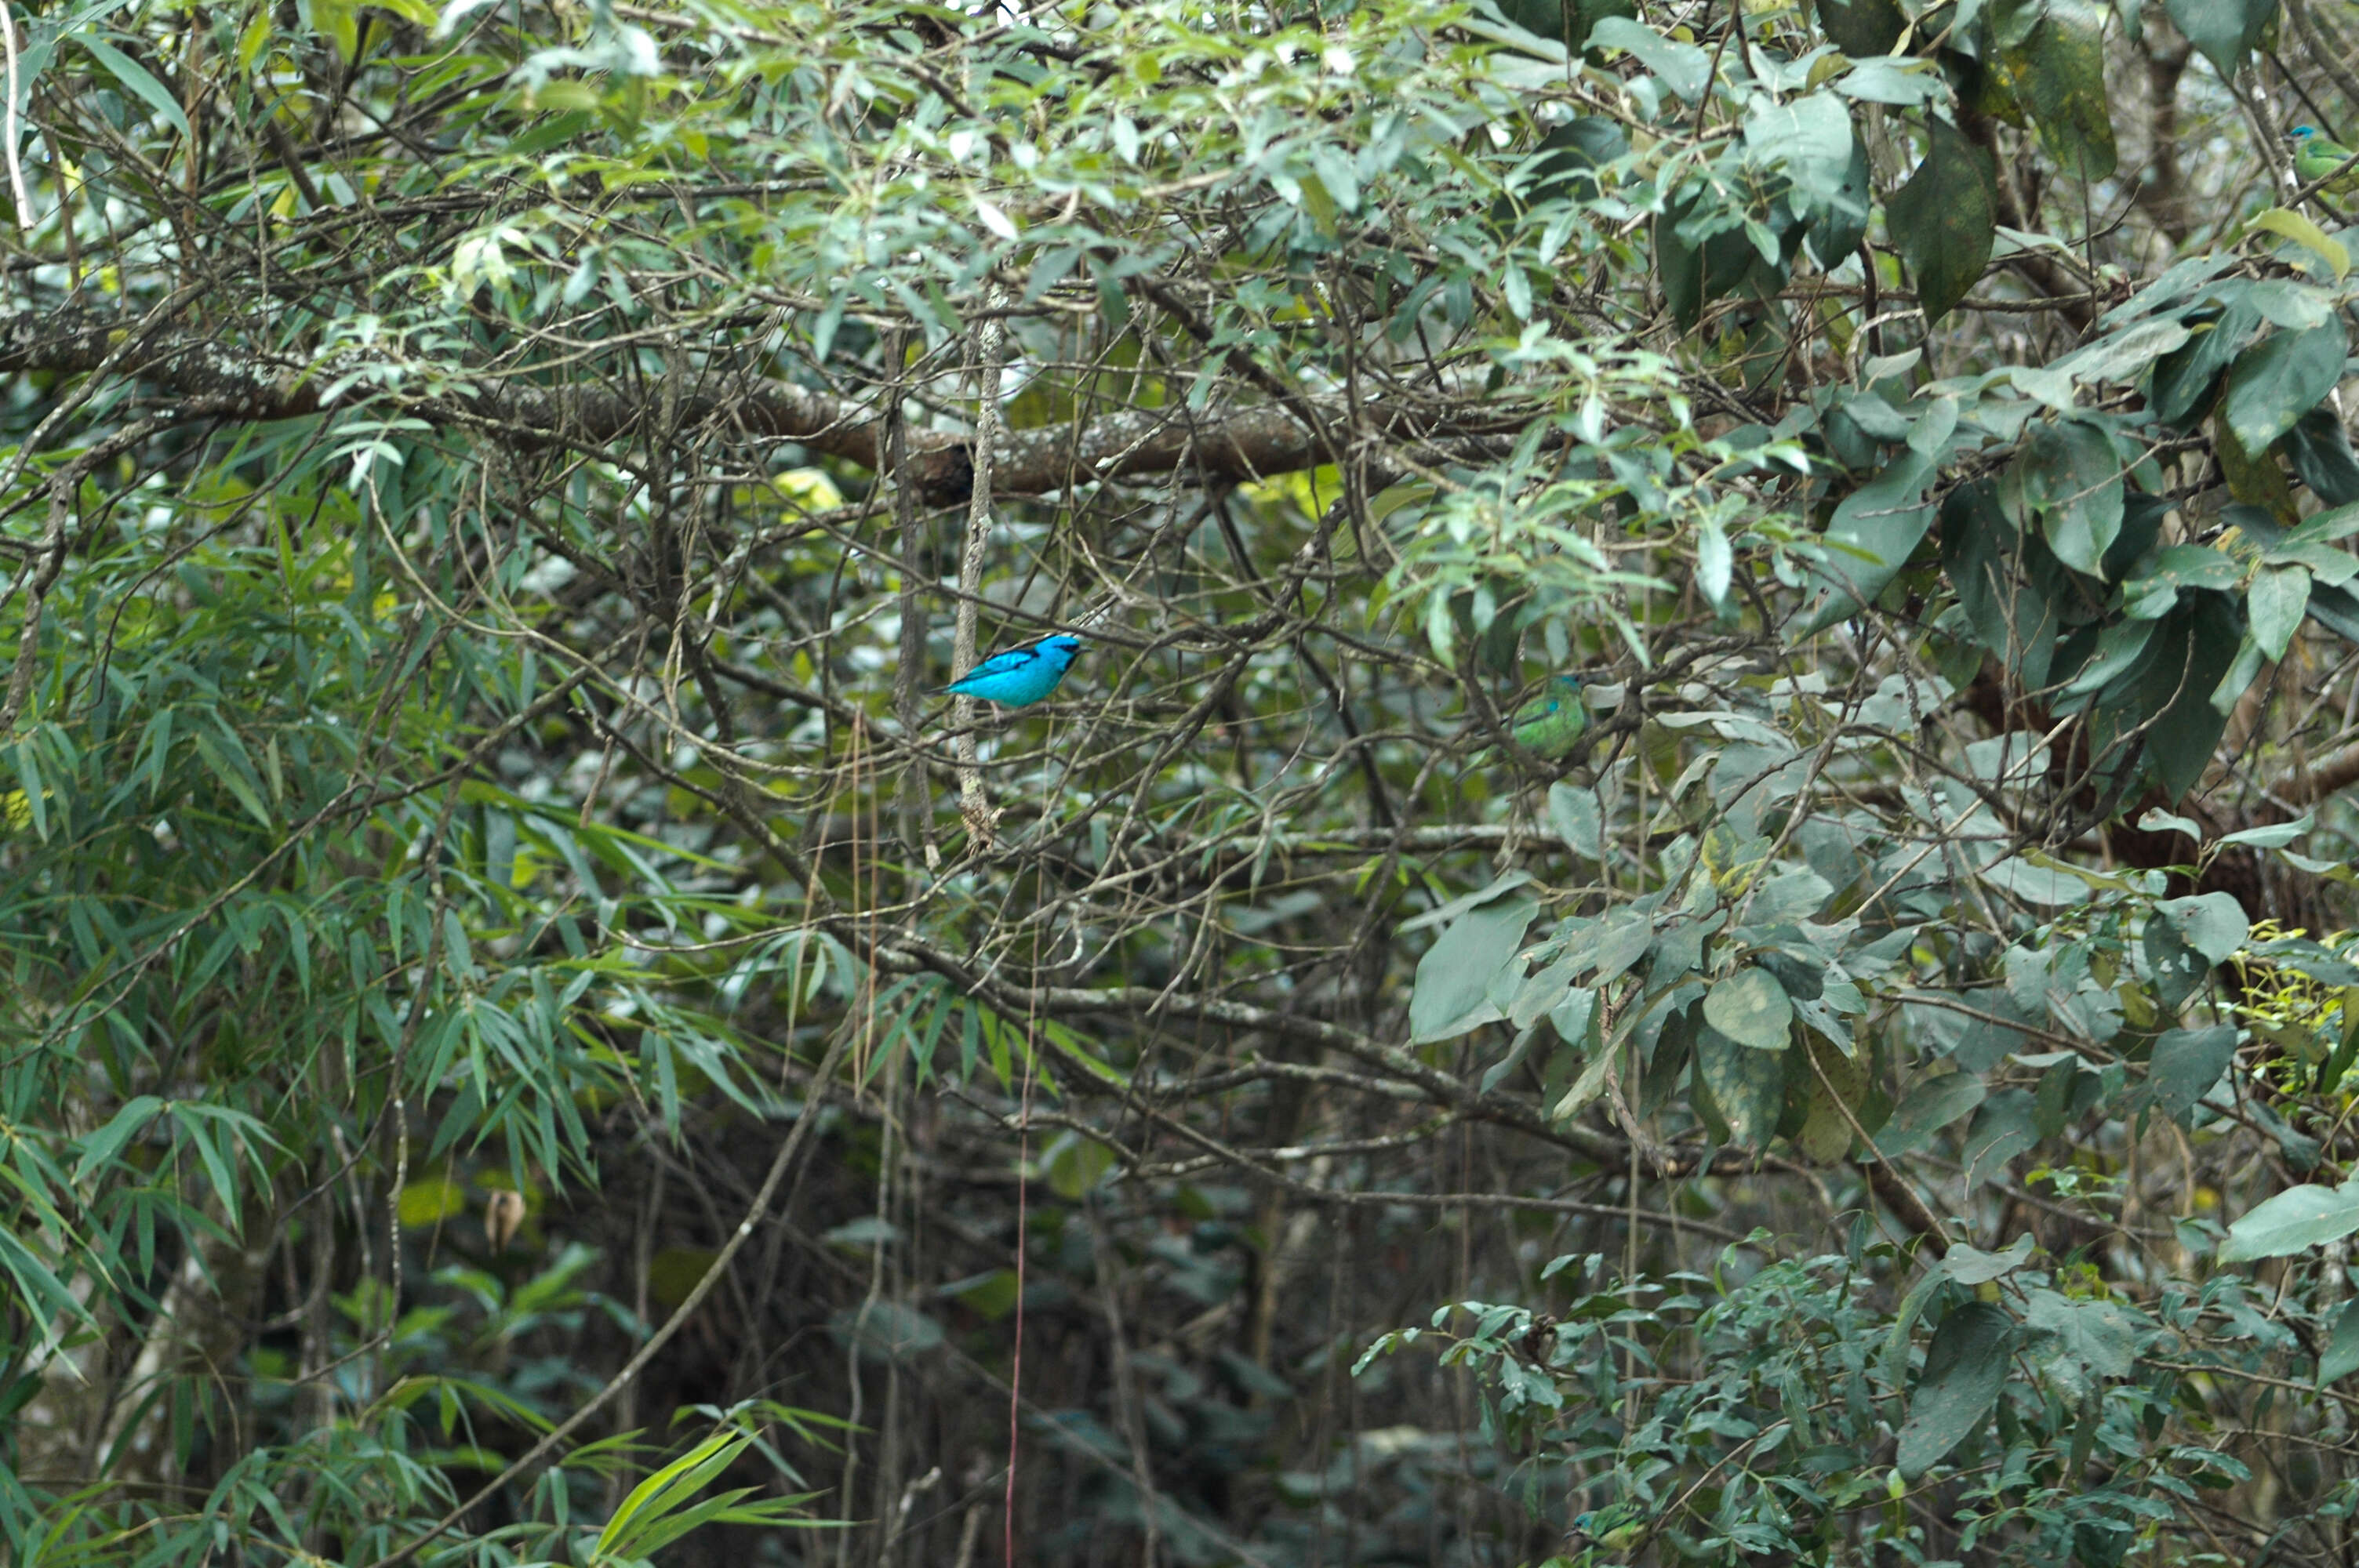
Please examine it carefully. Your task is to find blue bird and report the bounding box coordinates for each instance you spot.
[945,633,1085,708]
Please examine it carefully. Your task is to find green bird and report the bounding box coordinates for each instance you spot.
[2289,125,2359,194]
[1569,1503,1650,1555]
[1482,673,1590,763]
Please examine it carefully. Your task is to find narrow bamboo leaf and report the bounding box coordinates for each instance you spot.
[79,36,191,139]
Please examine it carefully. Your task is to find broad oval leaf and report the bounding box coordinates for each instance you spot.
[1896,1301,2012,1478]
[2001,0,2116,181]
[1588,16,1711,100]
[2220,1180,2359,1263]
[2249,562,2313,662]
[1873,1071,1986,1159]
[2145,1025,2238,1125]
[1888,115,1994,325]
[2161,0,2275,78]
[1694,1025,1787,1149]
[2158,891,2248,964]
[2221,320,2350,457]
[1704,965,1794,1050]
[1408,893,1541,1042]
[1816,0,1905,54]
[2016,418,2124,577]
[1800,449,1937,633]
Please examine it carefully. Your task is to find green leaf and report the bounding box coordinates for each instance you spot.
[2248,207,2351,281]
[2310,581,2359,643]
[2249,562,2312,661]
[2015,419,2124,577]
[2320,1299,2359,1385]
[1398,872,1537,934]
[2217,813,2311,848]
[1693,1026,1787,1149]
[2148,299,2264,428]
[1505,119,1629,216]
[1589,16,1711,99]
[2023,1287,2139,1393]
[1800,449,1936,633]
[1873,1071,1986,1159]
[1963,1088,2038,1185]
[2161,0,2277,78]
[599,1432,752,1557]
[828,1301,946,1363]
[2159,891,2247,962]
[2222,321,2349,456]
[0,1225,85,1326]
[2001,0,2117,180]
[2059,616,2158,700]
[2282,406,2359,506]
[1792,1033,1866,1162]
[1408,892,1541,1042]
[1897,1301,2012,1478]
[1703,966,1794,1050]
[79,35,192,140]
[1815,0,1906,54]
[1743,93,1856,220]
[2054,318,2193,386]
[398,1178,469,1227]
[1573,907,1657,985]
[2143,913,2208,1010]
[72,1095,165,1183]
[2210,630,2269,715]
[2220,1179,2359,1262]
[1887,115,1995,325]
[1941,481,2059,681]
[1751,868,1834,923]
[1941,1234,2035,1284]
[1549,782,1602,857]
[1654,183,1769,331]
[940,1269,1020,1321]
[1805,131,1872,268]
[2144,1025,2237,1123]
[1550,1036,1619,1122]
[2115,594,2239,799]
[1509,956,1579,1031]
[192,727,275,829]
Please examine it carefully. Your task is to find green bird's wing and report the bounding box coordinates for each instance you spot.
[1572,1504,1650,1554]
[1508,680,1589,759]
[2294,131,2359,191]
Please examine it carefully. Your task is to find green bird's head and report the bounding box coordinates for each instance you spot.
[1523,672,1586,715]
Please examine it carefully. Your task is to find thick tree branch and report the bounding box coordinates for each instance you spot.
[0,307,1510,502]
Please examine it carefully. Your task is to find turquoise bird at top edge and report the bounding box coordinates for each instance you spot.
[945,633,1085,708]
[2290,125,2359,194]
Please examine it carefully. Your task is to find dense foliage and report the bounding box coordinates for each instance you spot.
[10,0,2359,1562]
